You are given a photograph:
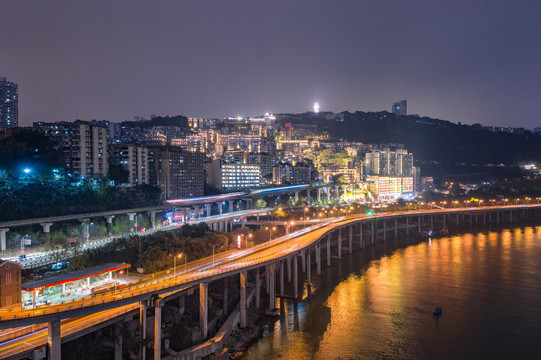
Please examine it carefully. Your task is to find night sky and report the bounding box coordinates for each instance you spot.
[1,1,540,128]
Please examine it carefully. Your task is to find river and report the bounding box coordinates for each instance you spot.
[242,226,541,360]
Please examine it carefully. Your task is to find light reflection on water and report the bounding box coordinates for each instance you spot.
[243,227,541,360]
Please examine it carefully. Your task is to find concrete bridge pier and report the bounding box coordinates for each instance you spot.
[301,251,306,273]
[223,277,229,315]
[383,220,387,242]
[497,211,500,224]
[287,255,292,283]
[140,302,147,360]
[200,283,208,339]
[47,320,61,360]
[456,213,459,226]
[443,214,446,229]
[326,234,331,267]
[316,242,321,275]
[348,226,353,254]
[268,263,276,311]
[306,250,312,286]
[228,201,234,213]
[294,191,299,203]
[114,322,123,360]
[371,221,375,245]
[0,228,8,251]
[255,267,261,308]
[127,212,137,232]
[337,230,342,259]
[405,217,409,235]
[240,271,247,328]
[206,204,212,218]
[279,261,285,296]
[394,218,398,238]
[40,222,53,241]
[293,255,299,299]
[265,265,270,294]
[178,294,185,315]
[149,211,156,229]
[431,215,434,229]
[104,216,115,235]
[359,222,364,249]
[154,300,163,360]
[194,205,200,219]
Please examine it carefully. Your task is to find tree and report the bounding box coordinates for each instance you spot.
[254,198,267,209]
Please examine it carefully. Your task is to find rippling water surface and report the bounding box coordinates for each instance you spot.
[242,227,541,360]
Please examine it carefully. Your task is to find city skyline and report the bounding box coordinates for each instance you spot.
[1,1,540,128]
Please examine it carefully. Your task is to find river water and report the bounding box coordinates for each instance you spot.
[242,226,541,360]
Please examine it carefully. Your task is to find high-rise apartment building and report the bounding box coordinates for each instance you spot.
[392,100,407,116]
[148,146,204,199]
[109,144,149,186]
[365,148,413,176]
[34,120,108,178]
[0,77,18,130]
[205,159,261,192]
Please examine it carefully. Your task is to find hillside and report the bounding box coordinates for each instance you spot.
[277,111,540,179]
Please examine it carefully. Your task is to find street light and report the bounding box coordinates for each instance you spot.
[209,243,218,268]
[173,253,182,275]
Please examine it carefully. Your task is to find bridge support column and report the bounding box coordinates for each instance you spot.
[268,263,276,310]
[194,205,200,219]
[316,242,321,275]
[326,234,331,267]
[497,211,500,224]
[510,210,513,224]
[371,221,375,245]
[47,320,61,360]
[359,222,364,249]
[394,218,398,238]
[265,265,270,293]
[301,251,306,273]
[200,283,208,338]
[280,261,285,296]
[228,201,234,213]
[383,220,386,242]
[306,250,312,285]
[149,211,156,229]
[0,228,9,251]
[114,322,123,360]
[443,214,446,229]
[140,303,147,360]
[206,204,212,218]
[154,300,163,360]
[287,256,292,283]
[456,213,459,226]
[256,267,261,308]
[348,226,353,254]
[223,277,229,315]
[127,212,136,232]
[337,230,342,259]
[483,213,486,226]
[295,191,299,203]
[105,216,115,235]
[240,271,247,328]
[218,202,223,215]
[178,294,185,315]
[406,217,409,235]
[418,216,422,233]
[293,255,299,299]
[431,215,434,229]
[40,222,53,241]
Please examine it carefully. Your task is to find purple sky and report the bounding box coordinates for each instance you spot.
[1,1,540,128]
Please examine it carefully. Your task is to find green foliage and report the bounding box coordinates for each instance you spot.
[254,198,267,209]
